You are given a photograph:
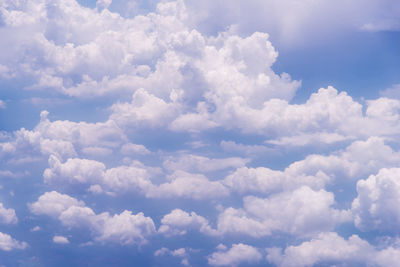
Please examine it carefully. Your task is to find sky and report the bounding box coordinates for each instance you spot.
[1,0,400,266]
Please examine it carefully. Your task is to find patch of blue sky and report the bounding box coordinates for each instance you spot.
[274,31,400,103]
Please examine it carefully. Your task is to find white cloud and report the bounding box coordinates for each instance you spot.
[43,155,229,200]
[0,170,29,178]
[216,244,227,251]
[147,170,229,200]
[0,0,189,97]
[53,235,69,244]
[30,191,156,245]
[266,132,353,147]
[164,87,400,140]
[208,243,262,266]
[35,111,126,149]
[0,110,126,162]
[44,155,106,186]
[170,111,218,133]
[43,156,154,195]
[102,163,155,195]
[266,232,400,267]
[0,203,18,224]
[93,210,156,245]
[154,247,190,266]
[4,0,400,143]
[285,137,400,182]
[352,168,400,231]
[196,31,300,103]
[1,0,400,263]
[159,209,217,236]
[120,143,151,155]
[0,232,28,251]
[154,247,170,256]
[224,137,400,196]
[366,97,400,122]
[232,86,362,136]
[40,137,398,225]
[29,191,85,218]
[1,1,399,142]
[102,26,302,133]
[380,84,400,99]
[0,0,310,138]
[223,166,329,195]
[108,84,400,140]
[216,186,350,238]
[109,89,180,129]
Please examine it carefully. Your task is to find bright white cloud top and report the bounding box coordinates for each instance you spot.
[0,0,400,266]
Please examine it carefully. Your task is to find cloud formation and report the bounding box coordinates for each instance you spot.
[208,243,262,266]
[0,203,17,224]
[30,191,156,245]
[53,235,70,244]
[352,168,400,232]
[216,186,350,238]
[267,232,400,267]
[0,232,28,251]
[0,0,400,266]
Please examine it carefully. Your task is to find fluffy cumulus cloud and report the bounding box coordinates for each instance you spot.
[266,232,400,267]
[0,110,126,163]
[43,155,157,195]
[0,0,302,136]
[1,0,400,265]
[92,210,156,245]
[147,170,229,200]
[208,243,262,266]
[1,0,400,144]
[0,203,18,224]
[216,186,351,238]
[285,137,400,181]
[156,186,351,239]
[159,209,217,236]
[44,155,107,187]
[352,168,400,232]
[0,0,298,104]
[0,232,28,251]
[81,84,400,141]
[108,72,400,140]
[29,191,85,218]
[223,166,329,195]
[30,191,156,245]
[224,137,400,196]
[43,156,228,199]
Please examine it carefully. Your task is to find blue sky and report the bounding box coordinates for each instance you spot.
[1,0,400,266]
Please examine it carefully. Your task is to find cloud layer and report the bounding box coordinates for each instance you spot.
[0,0,400,266]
